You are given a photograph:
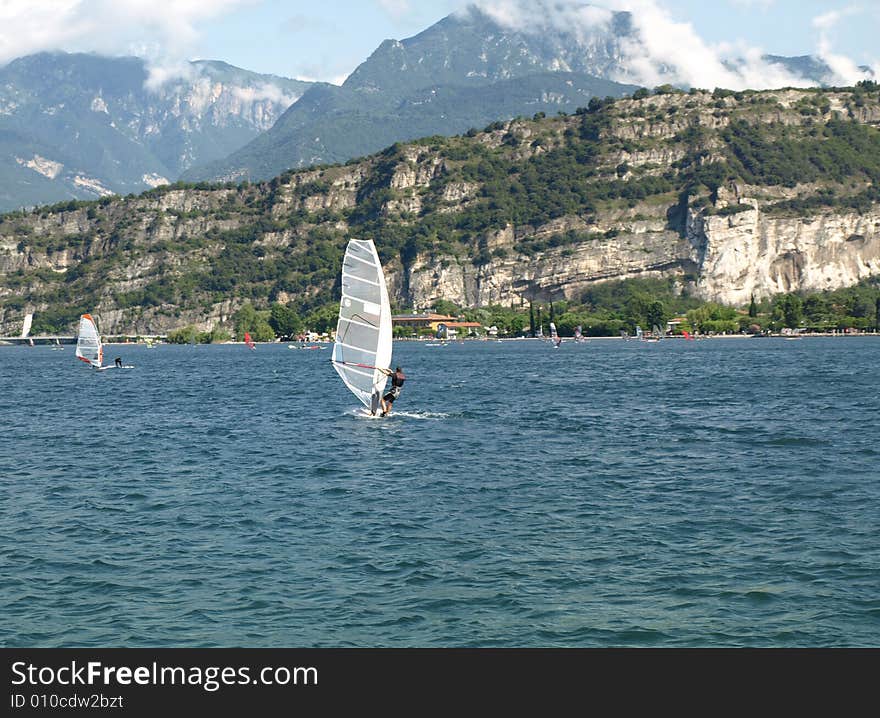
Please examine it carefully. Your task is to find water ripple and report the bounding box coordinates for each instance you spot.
[1,338,879,646]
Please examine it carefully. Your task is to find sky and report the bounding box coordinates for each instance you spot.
[0,1,876,87]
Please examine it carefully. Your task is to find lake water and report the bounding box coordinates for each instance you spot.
[1,337,879,647]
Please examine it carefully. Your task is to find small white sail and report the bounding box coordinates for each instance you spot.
[75,314,103,368]
[20,313,33,338]
[331,239,392,412]
[549,322,558,339]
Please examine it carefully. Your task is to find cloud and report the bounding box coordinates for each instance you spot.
[728,0,774,8]
[376,0,412,20]
[811,6,874,84]
[811,6,860,31]
[0,0,255,79]
[477,1,615,44]
[471,0,874,90]
[811,5,874,81]
[231,82,300,106]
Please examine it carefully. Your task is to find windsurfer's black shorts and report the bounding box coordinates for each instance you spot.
[383,386,401,403]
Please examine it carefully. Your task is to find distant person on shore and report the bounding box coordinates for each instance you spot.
[115,356,122,368]
[379,366,406,416]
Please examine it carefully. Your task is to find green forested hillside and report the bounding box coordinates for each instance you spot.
[2,83,880,338]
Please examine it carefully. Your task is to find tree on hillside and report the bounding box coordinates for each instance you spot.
[269,303,302,338]
[624,292,652,330]
[433,299,460,317]
[774,294,803,329]
[529,302,535,337]
[748,293,758,318]
[646,300,666,330]
[234,303,275,342]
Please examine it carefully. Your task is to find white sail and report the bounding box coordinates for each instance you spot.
[549,322,558,338]
[331,239,392,411]
[20,313,33,338]
[75,314,103,368]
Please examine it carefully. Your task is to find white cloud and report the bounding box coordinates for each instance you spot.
[811,6,860,31]
[0,0,255,79]
[293,72,349,86]
[231,82,300,106]
[728,0,775,8]
[376,0,411,20]
[471,0,875,90]
[478,1,615,44]
[811,5,874,85]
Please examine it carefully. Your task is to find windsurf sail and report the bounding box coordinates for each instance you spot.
[549,322,558,339]
[244,331,255,350]
[331,238,392,412]
[75,314,103,368]
[20,313,33,339]
[683,330,694,341]
[635,325,643,340]
[653,324,664,339]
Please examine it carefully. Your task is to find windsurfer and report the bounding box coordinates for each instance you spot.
[115,356,122,368]
[379,366,405,416]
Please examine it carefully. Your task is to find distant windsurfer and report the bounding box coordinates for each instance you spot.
[379,366,405,416]
[114,356,122,368]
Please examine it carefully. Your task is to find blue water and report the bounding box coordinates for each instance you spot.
[1,337,879,647]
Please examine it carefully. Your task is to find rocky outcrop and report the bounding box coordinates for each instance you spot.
[691,205,880,305]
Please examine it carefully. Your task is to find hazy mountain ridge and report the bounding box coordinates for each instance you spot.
[185,6,849,185]
[0,52,316,211]
[0,7,860,211]
[183,7,649,182]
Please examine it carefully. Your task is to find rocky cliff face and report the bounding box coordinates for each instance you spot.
[1,86,879,335]
[398,204,880,311]
[690,203,880,305]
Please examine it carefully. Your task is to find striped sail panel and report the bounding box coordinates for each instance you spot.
[75,314,102,368]
[332,239,392,409]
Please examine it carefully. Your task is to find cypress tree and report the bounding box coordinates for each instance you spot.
[749,293,758,318]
